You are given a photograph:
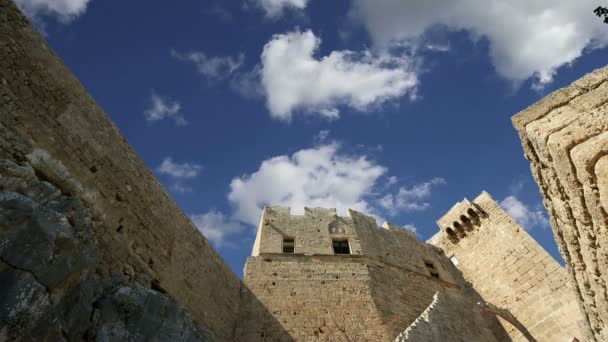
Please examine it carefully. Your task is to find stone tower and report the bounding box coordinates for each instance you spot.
[242,206,505,341]
[429,192,584,341]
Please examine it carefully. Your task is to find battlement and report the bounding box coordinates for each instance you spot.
[435,192,490,242]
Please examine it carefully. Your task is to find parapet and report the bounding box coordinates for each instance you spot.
[435,192,488,242]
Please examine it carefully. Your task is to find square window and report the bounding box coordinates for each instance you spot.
[450,256,459,266]
[283,237,295,253]
[332,239,350,254]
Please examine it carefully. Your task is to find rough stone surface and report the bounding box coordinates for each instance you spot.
[394,292,497,342]
[512,65,608,341]
[429,192,584,341]
[0,157,210,342]
[92,287,207,342]
[0,1,289,340]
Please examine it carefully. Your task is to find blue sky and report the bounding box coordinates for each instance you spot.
[18,0,608,276]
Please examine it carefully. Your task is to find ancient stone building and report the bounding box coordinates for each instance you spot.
[429,192,584,341]
[513,65,608,341]
[0,0,601,340]
[243,198,583,341]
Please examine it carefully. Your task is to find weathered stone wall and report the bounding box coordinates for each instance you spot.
[246,207,506,341]
[253,207,460,284]
[0,1,288,340]
[394,292,497,342]
[429,192,585,341]
[242,254,386,341]
[0,157,209,341]
[512,65,608,341]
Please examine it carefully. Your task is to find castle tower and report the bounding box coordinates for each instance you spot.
[428,191,585,341]
[241,206,506,341]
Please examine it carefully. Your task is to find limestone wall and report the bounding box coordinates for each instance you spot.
[512,65,608,341]
[429,192,585,341]
[253,206,460,284]
[242,253,475,341]
[0,1,288,340]
[246,206,506,341]
[394,292,498,342]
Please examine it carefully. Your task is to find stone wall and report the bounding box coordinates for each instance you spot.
[246,206,506,341]
[253,207,460,284]
[512,65,608,341]
[0,1,288,340]
[429,192,585,341]
[394,292,497,342]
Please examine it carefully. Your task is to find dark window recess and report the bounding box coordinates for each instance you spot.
[283,237,295,253]
[424,260,440,279]
[332,239,350,254]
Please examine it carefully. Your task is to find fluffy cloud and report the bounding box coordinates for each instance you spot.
[228,143,387,226]
[379,177,446,215]
[144,92,187,126]
[171,50,245,81]
[500,195,549,230]
[350,0,608,87]
[15,0,91,22]
[191,210,244,246]
[156,158,202,179]
[252,0,309,18]
[156,157,202,194]
[260,30,418,120]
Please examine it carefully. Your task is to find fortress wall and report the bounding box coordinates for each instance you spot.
[254,207,461,284]
[0,1,289,340]
[428,192,584,341]
[242,254,387,341]
[350,211,462,285]
[394,292,498,342]
[512,65,608,341]
[253,207,363,256]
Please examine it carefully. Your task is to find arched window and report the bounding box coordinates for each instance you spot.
[446,227,458,242]
[453,222,465,237]
[467,208,479,220]
[460,215,473,231]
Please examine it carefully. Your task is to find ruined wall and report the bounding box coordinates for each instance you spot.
[0,1,289,340]
[246,207,504,341]
[429,192,585,341]
[512,65,608,341]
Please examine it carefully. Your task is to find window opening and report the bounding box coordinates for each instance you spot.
[332,239,350,254]
[283,237,295,253]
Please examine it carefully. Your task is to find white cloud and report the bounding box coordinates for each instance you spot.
[350,0,608,87]
[252,0,309,18]
[15,0,91,22]
[191,210,244,246]
[172,50,245,81]
[500,195,549,230]
[228,143,387,226]
[260,30,418,120]
[378,177,446,215]
[144,92,187,126]
[156,157,202,179]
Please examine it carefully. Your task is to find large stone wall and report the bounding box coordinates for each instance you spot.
[254,207,460,284]
[394,292,498,342]
[512,65,608,341]
[0,1,288,340]
[428,192,585,341]
[246,206,506,341]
